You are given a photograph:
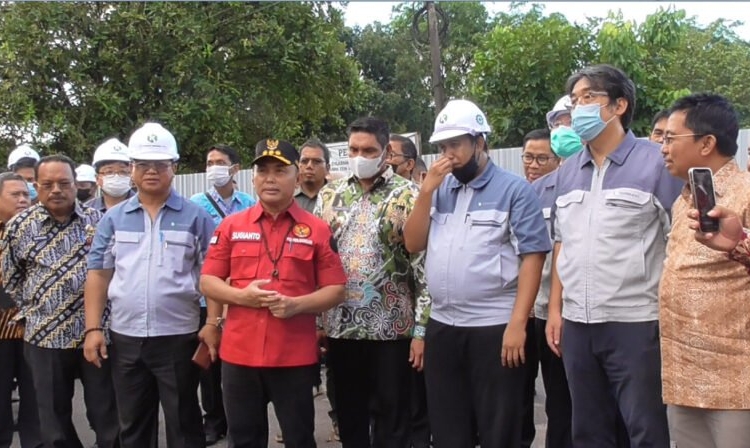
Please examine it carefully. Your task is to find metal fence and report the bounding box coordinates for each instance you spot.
[173,129,750,198]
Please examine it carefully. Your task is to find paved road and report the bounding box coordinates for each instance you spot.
[10,371,549,447]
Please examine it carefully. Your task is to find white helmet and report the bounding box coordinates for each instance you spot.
[92,138,129,168]
[75,164,97,183]
[7,144,40,168]
[429,99,491,144]
[546,95,572,128]
[127,122,179,161]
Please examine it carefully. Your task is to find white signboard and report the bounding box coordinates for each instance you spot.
[327,132,420,176]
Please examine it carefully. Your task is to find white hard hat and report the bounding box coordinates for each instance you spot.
[546,95,572,128]
[7,144,40,168]
[75,164,97,183]
[127,122,179,161]
[429,99,492,144]
[92,138,129,168]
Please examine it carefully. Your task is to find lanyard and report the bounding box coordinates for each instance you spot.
[258,220,295,278]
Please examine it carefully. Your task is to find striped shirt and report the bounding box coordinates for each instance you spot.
[1,203,103,348]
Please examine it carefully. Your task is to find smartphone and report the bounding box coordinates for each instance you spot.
[688,167,720,233]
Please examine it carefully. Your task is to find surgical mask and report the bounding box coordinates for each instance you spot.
[77,189,93,202]
[452,143,480,184]
[101,174,132,197]
[349,153,384,180]
[27,182,37,201]
[551,126,584,158]
[206,165,232,187]
[571,104,617,142]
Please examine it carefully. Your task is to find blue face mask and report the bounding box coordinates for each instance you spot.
[27,182,37,201]
[551,126,584,158]
[571,103,616,142]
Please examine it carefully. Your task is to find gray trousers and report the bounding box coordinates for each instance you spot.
[668,405,750,448]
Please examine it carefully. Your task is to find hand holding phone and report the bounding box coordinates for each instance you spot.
[688,167,720,233]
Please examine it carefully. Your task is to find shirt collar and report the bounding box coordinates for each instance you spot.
[248,200,303,223]
[294,180,327,199]
[579,130,639,168]
[210,187,239,204]
[346,166,394,192]
[124,189,183,213]
[447,159,497,190]
[39,201,86,223]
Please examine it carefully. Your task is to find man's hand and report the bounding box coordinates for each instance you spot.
[409,339,425,372]
[261,294,300,319]
[501,322,526,368]
[239,279,278,308]
[83,331,108,368]
[421,157,453,195]
[198,324,222,362]
[545,313,563,357]
[687,204,744,252]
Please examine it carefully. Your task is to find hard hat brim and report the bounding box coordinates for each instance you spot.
[429,129,475,144]
[129,152,178,162]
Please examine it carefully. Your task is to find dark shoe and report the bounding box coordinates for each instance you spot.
[205,433,223,446]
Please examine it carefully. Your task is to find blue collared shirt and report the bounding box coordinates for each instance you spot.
[86,189,136,213]
[190,188,255,226]
[551,131,684,324]
[425,160,551,327]
[87,190,215,337]
[531,170,559,320]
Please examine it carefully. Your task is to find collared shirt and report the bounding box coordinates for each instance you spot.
[190,188,255,226]
[87,190,215,337]
[294,189,319,214]
[2,203,102,348]
[551,131,683,323]
[202,201,347,368]
[531,169,559,320]
[315,168,430,340]
[86,189,136,213]
[427,161,550,327]
[660,161,750,410]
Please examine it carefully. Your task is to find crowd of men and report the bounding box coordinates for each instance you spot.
[0,63,749,448]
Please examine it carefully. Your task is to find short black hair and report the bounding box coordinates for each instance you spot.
[11,157,37,171]
[523,129,551,149]
[35,154,77,180]
[651,109,671,128]
[669,93,739,157]
[207,144,240,165]
[300,138,331,166]
[566,64,636,129]
[347,117,390,150]
[389,135,418,160]
[0,172,26,195]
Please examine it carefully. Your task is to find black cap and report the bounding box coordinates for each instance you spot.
[251,139,299,166]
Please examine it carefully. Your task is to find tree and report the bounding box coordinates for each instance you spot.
[0,2,363,171]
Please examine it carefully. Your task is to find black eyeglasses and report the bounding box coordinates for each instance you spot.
[521,154,558,166]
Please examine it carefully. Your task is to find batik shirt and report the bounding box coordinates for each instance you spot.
[315,168,430,340]
[2,203,103,348]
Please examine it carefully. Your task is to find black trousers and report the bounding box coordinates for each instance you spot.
[23,343,120,448]
[409,369,430,448]
[222,361,317,448]
[561,320,669,448]
[109,331,204,448]
[534,318,573,448]
[0,339,42,448]
[198,308,227,438]
[424,319,524,448]
[327,338,412,448]
[521,318,540,448]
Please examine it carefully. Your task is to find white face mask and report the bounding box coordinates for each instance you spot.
[348,153,384,180]
[101,175,131,198]
[206,165,232,187]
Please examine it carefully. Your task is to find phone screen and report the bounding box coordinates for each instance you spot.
[689,168,719,233]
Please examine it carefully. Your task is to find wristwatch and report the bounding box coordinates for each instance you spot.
[206,316,224,330]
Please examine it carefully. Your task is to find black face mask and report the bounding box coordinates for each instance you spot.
[452,145,480,184]
[77,189,92,202]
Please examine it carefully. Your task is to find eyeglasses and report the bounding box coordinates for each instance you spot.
[206,161,233,167]
[567,91,609,110]
[299,158,326,166]
[133,161,173,172]
[387,153,413,160]
[662,133,707,146]
[99,169,130,177]
[521,154,558,166]
[37,181,74,191]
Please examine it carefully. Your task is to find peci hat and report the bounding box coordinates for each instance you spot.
[127,123,179,161]
[251,139,299,166]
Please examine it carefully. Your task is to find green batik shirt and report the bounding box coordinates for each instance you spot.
[315,167,430,341]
